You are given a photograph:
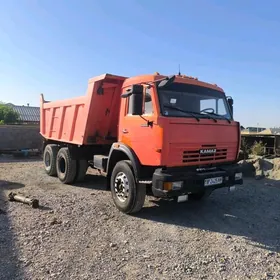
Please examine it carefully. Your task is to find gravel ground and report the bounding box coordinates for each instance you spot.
[0,157,280,280]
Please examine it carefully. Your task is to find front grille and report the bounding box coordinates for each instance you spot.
[182,145,227,163]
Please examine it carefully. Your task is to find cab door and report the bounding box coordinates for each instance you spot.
[118,87,160,166]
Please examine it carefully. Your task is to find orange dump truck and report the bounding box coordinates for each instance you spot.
[40,72,243,213]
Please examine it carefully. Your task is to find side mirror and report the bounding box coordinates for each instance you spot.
[227,96,233,116]
[97,86,104,95]
[145,92,152,102]
[97,82,104,95]
[121,84,144,115]
[158,75,176,88]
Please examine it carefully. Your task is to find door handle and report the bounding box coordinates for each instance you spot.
[122,129,128,134]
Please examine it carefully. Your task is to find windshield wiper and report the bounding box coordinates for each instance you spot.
[163,104,200,122]
[204,112,231,124]
[200,112,218,123]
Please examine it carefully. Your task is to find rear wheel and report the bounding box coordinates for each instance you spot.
[75,160,88,182]
[43,144,59,176]
[56,147,77,184]
[110,160,146,214]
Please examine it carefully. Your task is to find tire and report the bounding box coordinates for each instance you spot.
[75,160,88,182]
[43,144,59,176]
[56,147,77,184]
[110,160,146,214]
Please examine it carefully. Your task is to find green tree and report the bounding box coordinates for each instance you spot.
[251,140,266,156]
[0,104,19,124]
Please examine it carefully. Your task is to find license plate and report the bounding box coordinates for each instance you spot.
[204,176,223,186]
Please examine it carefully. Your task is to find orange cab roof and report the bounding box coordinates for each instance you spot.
[122,73,225,92]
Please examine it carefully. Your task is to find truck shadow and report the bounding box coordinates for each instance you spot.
[137,178,280,253]
[0,180,25,279]
[0,156,41,163]
[73,174,109,191]
[73,175,280,253]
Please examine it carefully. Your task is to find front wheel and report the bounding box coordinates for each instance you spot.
[110,160,146,214]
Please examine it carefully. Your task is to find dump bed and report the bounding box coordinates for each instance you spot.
[40,74,127,145]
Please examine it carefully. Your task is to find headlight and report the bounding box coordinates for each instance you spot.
[172,181,184,190]
[235,172,242,180]
[163,181,184,191]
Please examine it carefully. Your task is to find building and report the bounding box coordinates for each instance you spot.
[6,103,40,124]
[258,128,280,135]
[241,126,267,134]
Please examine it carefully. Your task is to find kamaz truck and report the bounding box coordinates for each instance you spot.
[40,72,243,213]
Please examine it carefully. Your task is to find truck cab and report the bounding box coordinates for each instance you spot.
[119,73,238,165]
[115,73,242,203]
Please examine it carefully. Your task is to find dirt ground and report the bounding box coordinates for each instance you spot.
[0,157,280,280]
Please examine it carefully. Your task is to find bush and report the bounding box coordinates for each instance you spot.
[251,141,266,156]
[0,104,19,124]
[240,137,250,159]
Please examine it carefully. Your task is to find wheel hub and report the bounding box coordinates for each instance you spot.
[58,156,66,173]
[114,172,129,202]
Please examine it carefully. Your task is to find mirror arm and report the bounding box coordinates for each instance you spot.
[140,115,153,127]
[121,91,132,98]
[137,76,173,89]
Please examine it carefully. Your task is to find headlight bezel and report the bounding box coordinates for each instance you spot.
[235,172,243,180]
[163,181,184,191]
[171,181,184,190]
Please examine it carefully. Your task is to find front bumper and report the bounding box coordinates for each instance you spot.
[152,164,243,198]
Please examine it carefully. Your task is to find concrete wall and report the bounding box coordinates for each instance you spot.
[0,125,43,151]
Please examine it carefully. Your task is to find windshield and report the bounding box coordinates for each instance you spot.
[157,83,232,120]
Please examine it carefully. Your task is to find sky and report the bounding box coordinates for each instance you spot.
[0,0,280,128]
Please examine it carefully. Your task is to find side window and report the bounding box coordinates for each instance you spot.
[143,88,153,115]
[217,99,226,115]
[125,87,153,115]
[200,98,216,112]
[127,96,133,115]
